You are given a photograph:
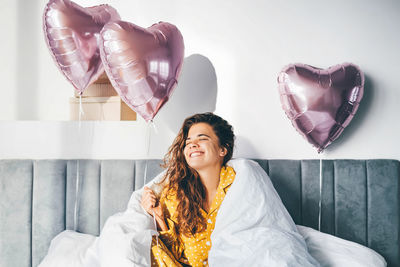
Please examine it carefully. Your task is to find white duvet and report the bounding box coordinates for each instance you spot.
[39,159,385,267]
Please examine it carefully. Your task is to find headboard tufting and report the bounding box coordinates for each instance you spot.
[0,159,399,267]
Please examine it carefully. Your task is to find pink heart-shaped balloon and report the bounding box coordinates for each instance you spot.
[278,63,364,153]
[43,0,120,94]
[99,20,184,122]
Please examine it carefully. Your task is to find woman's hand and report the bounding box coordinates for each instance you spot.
[141,186,159,215]
[141,186,168,231]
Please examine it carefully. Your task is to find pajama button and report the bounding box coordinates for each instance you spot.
[203,261,207,265]
[206,241,210,246]
[207,219,212,223]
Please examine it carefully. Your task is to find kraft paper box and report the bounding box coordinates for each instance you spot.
[70,96,136,121]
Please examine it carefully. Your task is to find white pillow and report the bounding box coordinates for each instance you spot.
[39,230,98,267]
[297,225,387,267]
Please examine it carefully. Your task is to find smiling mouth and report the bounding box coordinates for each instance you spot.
[190,151,203,158]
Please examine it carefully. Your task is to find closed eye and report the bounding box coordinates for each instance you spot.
[185,134,211,147]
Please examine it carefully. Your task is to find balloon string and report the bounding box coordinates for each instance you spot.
[78,94,85,128]
[74,159,81,231]
[150,120,158,135]
[143,120,157,186]
[74,93,84,232]
[144,120,162,251]
[152,210,160,247]
[318,158,323,232]
[143,121,152,188]
[152,209,162,264]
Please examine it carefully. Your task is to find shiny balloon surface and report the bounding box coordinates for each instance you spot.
[99,21,184,122]
[278,63,364,153]
[43,0,120,94]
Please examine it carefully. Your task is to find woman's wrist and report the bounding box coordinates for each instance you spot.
[154,214,168,231]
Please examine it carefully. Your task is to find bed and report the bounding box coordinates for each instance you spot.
[0,159,399,267]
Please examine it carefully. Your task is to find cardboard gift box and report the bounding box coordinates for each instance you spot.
[69,96,137,121]
[73,73,118,98]
[70,73,136,121]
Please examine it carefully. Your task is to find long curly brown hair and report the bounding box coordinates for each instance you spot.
[161,112,235,237]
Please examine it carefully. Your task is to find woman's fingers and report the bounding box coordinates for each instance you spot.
[142,188,154,199]
[148,197,156,207]
[143,187,156,197]
[143,193,156,205]
[143,186,155,194]
[143,186,151,192]
[143,194,155,206]
[142,187,163,218]
[141,187,159,215]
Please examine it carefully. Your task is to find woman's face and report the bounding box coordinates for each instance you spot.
[183,122,227,171]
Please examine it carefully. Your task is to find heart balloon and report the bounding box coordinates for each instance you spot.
[278,63,364,153]
[43,0,120,94]
[99,20,184,122]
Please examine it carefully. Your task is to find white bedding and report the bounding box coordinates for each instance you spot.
[208,159,318,266]
[297,225,386,267]
[39,159,385,267]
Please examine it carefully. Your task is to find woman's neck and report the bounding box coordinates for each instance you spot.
[197,163,222,209]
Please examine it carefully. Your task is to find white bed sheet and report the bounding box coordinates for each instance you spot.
[297,225,387,267]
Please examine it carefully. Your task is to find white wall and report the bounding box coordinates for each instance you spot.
[0,0,399,160]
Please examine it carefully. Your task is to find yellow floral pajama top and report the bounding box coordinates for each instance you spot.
[151,166,236,267]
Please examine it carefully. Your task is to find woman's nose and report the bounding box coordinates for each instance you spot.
[189,141,199,148]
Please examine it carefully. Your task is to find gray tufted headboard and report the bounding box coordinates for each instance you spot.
[0,159,399,267]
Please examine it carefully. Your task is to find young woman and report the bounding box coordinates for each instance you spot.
[141,112,235,267]
[38,112,317,267]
